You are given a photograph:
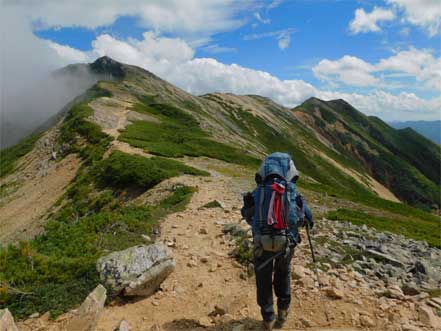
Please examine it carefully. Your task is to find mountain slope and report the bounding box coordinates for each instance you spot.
[0,57,440,325]
[390,120,441,144]
[292,97,440,209]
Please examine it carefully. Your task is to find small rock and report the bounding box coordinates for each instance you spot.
[117,319,131,331]
[29,312,40,318]
[326,287,344,299]
[187,260,198,268]
[292,265,305,280]
[200,256,209,263]
[141,234,151,242]
[65,284,107,331]
[209,304,227,317]
[150,324,161,331]
[0,309,18,331]
[418,305,441,329]
[199,228,208,235]
[413,292,429,301]
[360,315,375,327]
[152,301,160,306]
[299,317,312,327]
[401,283,420,296]
[198,316,213,327]
[387,285,405,300]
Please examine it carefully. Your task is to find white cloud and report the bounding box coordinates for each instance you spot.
[243,28,294,50]
[313,48,441,91]
[277,31,291,50]
[313,56,378,87]
[49,32,440,121]
[254,12,271,24]
[9,0,252,40]
[48,41,91,63]
[201,44,237,54]
[349,7,396,34]
[387,0,441,36]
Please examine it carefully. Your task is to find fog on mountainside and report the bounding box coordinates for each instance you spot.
[0,66,101,149]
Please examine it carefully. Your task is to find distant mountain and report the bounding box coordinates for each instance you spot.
[389,120,441,144]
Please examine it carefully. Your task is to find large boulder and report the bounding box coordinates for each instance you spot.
[97,244,175,297]
[0,309,18,331]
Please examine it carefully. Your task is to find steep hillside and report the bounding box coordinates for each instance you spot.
[390,120,441,144]
[293,97,440,210]
[1,57,440,328]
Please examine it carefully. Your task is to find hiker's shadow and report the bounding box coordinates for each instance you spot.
[162,317,264,331]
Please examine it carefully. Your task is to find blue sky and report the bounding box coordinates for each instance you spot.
[4,0,441,121]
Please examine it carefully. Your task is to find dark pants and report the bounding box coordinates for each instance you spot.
[253,249,294,321]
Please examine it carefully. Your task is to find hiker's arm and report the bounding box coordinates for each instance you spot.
[303,200,314,228]
[241,191,255,226]
[295,193,314,228]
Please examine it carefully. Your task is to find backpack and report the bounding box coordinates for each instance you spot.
[253,152,299,252]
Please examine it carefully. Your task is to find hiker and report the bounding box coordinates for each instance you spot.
[241,152,313,330]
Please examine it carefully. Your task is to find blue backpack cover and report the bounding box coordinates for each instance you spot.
[252,153,300,238]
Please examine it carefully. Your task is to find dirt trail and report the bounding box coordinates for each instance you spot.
[90,158,386,331]
[14,152,423,331]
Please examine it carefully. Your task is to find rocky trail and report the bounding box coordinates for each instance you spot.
[14,155,441,331]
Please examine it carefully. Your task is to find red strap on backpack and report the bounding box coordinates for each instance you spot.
[267,182,287,230]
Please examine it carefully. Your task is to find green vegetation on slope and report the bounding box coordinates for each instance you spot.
[0,185,195,319]
[0,133,42,178]
[0,150,205,319]
[97,151,208,189]
[327,208,440,248]
[296,99,440,209]
[0,81,209,319]
[119,98,259,167]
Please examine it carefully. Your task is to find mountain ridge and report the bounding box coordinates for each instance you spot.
[1,56,440,328]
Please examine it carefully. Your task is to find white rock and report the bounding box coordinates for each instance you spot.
[66,284,107,331]
[0,309,18,331]
[97,244,175,297]
[118,319,131,331]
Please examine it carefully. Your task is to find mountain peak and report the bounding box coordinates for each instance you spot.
[90,56,125,78]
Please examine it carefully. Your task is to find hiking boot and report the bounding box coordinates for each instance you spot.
[275,309,289,328]
[263,319,276,330]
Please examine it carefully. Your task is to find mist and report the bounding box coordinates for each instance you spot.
[0,5,96,148]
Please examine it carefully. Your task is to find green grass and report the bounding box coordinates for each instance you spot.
[297,99,440,209]
[0,133,42,178]
[58,102,112,162]
[96,151,208,189]
[119,99,259,167]
[327,208,440,248]
[0,185,196,319]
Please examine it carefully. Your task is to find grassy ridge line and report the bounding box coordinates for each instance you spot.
[119,98,260,167]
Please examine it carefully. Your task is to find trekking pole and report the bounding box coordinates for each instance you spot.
[305,221,331,324]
